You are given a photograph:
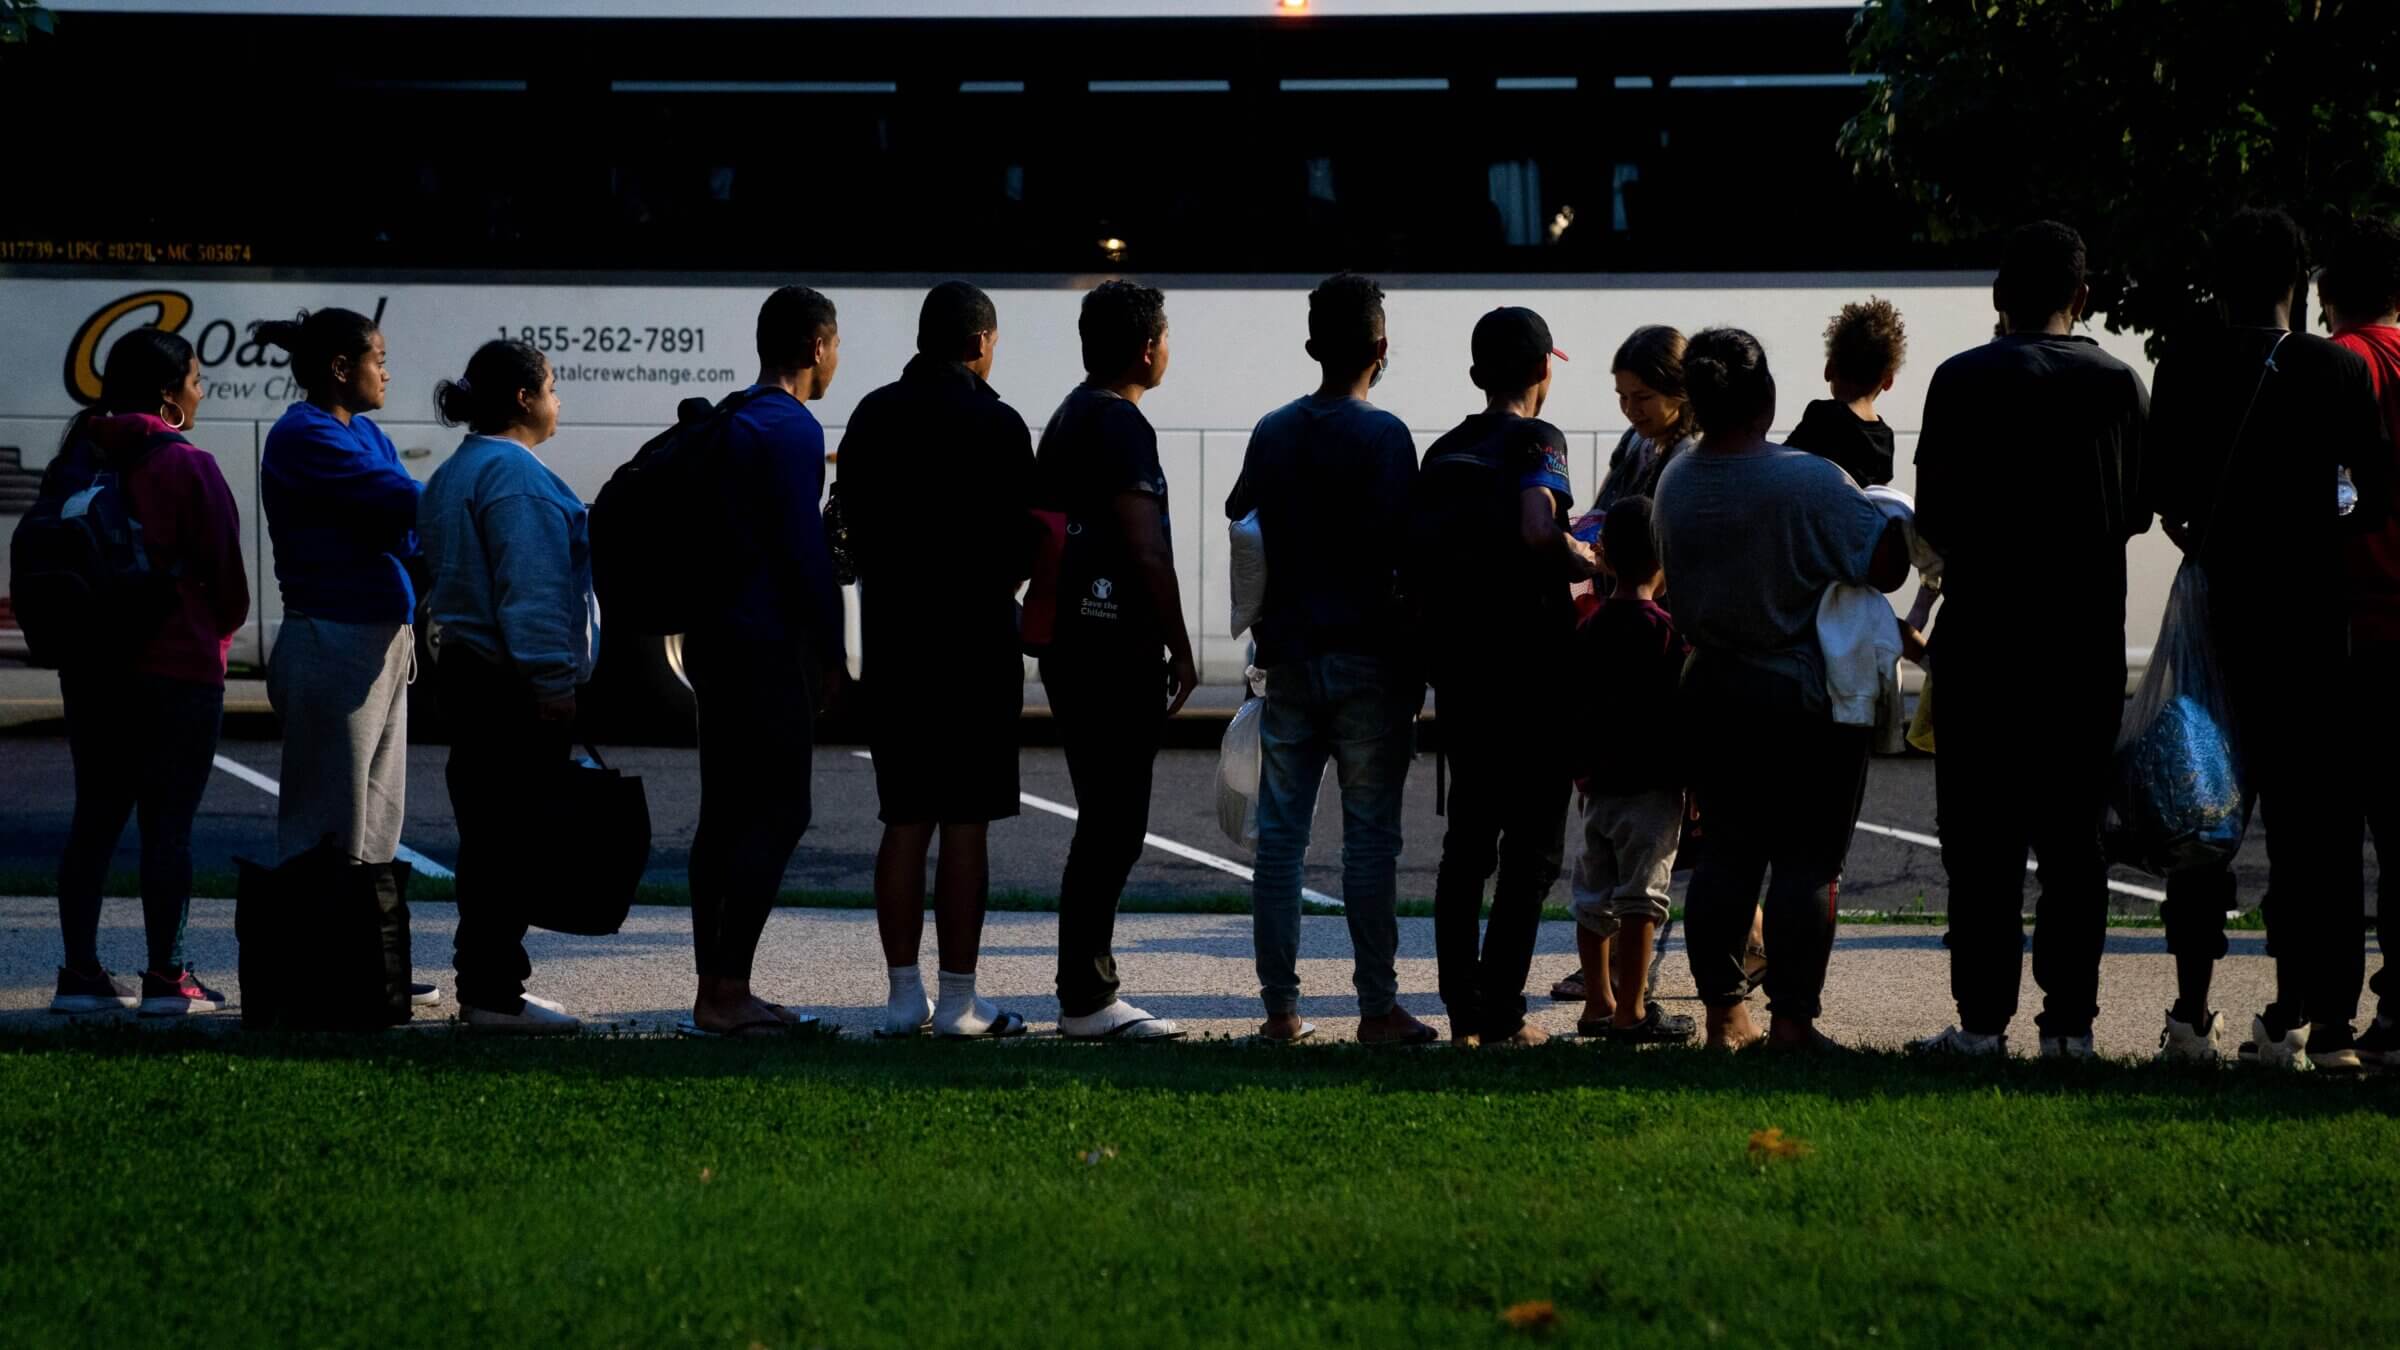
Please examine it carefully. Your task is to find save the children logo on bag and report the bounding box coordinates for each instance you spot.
[1082,575,1119,622]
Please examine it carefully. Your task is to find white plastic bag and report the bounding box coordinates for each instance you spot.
[2103,560,2250,876]
[1217,666,1268,848]
[1229,509,1268,638]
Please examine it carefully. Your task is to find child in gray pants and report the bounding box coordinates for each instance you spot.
[1567,495,1696,1042]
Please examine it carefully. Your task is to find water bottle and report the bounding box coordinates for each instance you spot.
[2339,466,2360,517]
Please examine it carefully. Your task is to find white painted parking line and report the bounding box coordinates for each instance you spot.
[209,754,456,880]
[1852,819,2168,903]
[848,751,1342,908]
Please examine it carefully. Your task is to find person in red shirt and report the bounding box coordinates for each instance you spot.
[2321,216,2400,1064]
[37,327,249,1017]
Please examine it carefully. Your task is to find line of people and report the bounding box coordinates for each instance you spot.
[36,208,2400,1063]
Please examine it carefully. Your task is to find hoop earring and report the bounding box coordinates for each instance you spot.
[159,403,187,431]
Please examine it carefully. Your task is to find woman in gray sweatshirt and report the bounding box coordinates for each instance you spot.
[418,338,596,1033]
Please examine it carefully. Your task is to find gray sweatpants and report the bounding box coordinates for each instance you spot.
[267,615,411,865]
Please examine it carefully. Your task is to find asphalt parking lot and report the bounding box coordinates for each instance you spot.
[0,669,2314,915]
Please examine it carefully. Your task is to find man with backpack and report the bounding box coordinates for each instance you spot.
[1224,273,1434,1047]
[681,285,845,1037]
[1409,306,1598,1047]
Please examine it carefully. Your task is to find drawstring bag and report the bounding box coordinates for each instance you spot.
[2104,561,2249,875]
[2101,334,2280,877]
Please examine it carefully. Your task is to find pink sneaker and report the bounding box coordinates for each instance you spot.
[139,969,228,1017]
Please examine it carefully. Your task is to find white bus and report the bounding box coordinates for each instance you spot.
[1,1,2178,722]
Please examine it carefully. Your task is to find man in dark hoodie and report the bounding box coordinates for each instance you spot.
[2144,208,2390,1071]
[2320,216,2400,1064]
[1785,297,1906,487]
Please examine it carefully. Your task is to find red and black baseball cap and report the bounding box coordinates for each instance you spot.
[1470,305,1569,392]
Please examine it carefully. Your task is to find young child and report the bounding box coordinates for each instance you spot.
[1786,297,1905,487]
[1791,297,1940,699]
[1567,495,1694,1042]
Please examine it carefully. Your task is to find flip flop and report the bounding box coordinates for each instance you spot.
[1257,1021,1317,1044]
[1359,1021,1441,1048]
[1063,1016,1185,1042]
[677,1016,808,1039]
[873,1017,933,1040]
[938,1010,1029,1040]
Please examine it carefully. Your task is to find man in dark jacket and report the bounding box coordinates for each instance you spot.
[839,281,1035,1040]
[1911,222,2151,1062]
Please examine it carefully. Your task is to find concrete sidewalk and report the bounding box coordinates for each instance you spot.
[1,897,2374,1059]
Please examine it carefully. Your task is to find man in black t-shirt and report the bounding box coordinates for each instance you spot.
[1030,280,1195,1040]
[1409,306,1599,1047]
[1911,222,2151,1062]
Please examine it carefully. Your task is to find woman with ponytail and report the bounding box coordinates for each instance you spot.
[416,339,592,1033]
[254,308,439,1010]
[1650,327,1908,1053]
[38,327,249,1016]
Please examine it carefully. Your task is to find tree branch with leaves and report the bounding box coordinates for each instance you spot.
[1840,0,2400,356]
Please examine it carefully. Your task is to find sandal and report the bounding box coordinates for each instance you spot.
[1602,1003,1697,1044]
[1549,968,1588,1001]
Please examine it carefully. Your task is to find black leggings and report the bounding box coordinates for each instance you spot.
[57,669,224,976]
[1682,681,1870,1022]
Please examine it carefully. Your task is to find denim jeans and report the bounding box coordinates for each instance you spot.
[1251,654,1424,1017]
[1431,679,1571,1040]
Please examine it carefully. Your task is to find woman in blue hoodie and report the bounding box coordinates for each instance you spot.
[254,308,437,1007]
[417,339,594,1034]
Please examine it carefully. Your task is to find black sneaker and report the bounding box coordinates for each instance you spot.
[49,966,137,1014]
[2356,1017,2400,1067]
[2308,1021,2364,1073]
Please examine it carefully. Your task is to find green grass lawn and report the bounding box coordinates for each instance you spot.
[2,1031,2392,1348]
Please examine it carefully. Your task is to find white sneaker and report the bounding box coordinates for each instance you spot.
[2158,1009,2223,1064]
[2039,1034,2096,1061]
[1909,1025,2008,1057]
[522,993,566,1013]
[2238,1015,2311,1071]
[409,982,442,1008]
[461,999,580,1035]
[1059,1000,1184,1041]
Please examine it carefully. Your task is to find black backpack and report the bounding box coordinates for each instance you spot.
[590,388,768,636]
[9,430,182,669]
[1402,440,1531,671]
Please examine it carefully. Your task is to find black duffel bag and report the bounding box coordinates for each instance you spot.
[519,745,651,937]
[235,845,414,1031]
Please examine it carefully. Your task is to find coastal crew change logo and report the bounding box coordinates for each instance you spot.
[63,290,193,405]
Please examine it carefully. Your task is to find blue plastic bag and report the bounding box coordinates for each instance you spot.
[2103,561,2251,876]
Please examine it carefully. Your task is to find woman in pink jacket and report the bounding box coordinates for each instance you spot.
[40,327,250,1016]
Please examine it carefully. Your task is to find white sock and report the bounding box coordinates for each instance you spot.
[932,969,1000,1036]
[884,966,930,1035]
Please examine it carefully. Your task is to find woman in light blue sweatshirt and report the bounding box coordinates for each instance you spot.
[418,339,596,1034]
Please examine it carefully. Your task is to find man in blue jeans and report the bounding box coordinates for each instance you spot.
[1225,273,1436,1046]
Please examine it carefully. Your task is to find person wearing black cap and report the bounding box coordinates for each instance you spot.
[837,281,1035,1040]
[1405,306,1599,1047]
